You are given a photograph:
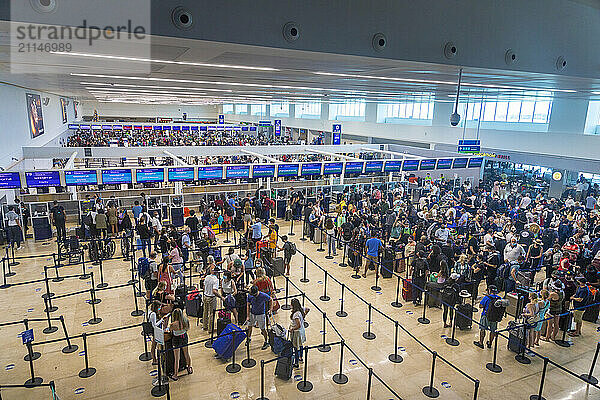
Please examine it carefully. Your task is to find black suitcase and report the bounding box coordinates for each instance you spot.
[381,253,394,278]
[217,314,231,336]
[164,339,188,376]
[272,257,284,277]
[185,294,202,318]
[507,320,526,353]
[426,282,443,308]
[455,303,472,330]
[275,355,293,380]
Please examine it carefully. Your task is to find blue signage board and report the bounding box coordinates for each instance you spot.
[200,126,207,131]
[241,127,249,132]
[65,170,97,186]
[277,164,299,177]
[252,164,276,178]
[181,126,190,131]
[191,126,199,131]
[301,163,322,176]
[249,127,257,132]
[101,169,132,184]
[323,162,343,175]
[332,124,341,134]
[101,125,112,130]
[153,125,161,131]
[468,157,484,168]
[344,162,364,174]
[384,160,402,172]
[218,114,225,124]
[25,171,61,187]
[458,139,481,145]
[332,132,341,145]
[168,167,194,182]
[136,168,165,183]
[21,329,34,345]
[402,160,419,171]
[452,158,468,168]
[226,165,250,179]
[420,159,437,170]
[197,166,223,180]
[365,161,384,173]
[113,125,123,130]
[458,139,481,154]
[258,120,271,126]
[274,120,281,136]
[68,124,79,129]
[0,172,22,189]
[91,125,101,130]
[437,159,453,170]
[162,125,171,130]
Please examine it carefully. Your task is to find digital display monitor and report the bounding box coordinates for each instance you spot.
[68,124,79,129]
[0,172,22,189]
[162,125,171,130]
[252,164,276,178]
[384,160,402,172]
[25,171,61,187]
[181,126,190,131]
[65,170,98,186]
[277,164,299,177]
[80,124,90,130]
[344,162,364,174]
[226,165,250,179]
[437,159,453,170]
[197,166,223,180]
[323,162,343,175]
[123,125,132,130]
[101,169,132,184]
[101,125,112,130]
[136,168,165,183]
[191,126,199,131]
[453,158,468,168]
[143,126,152,130]
[153,126,161,131]
[402,160,419,171]
[168,167,194,182]
[91,125,101,130]
[249,127,257,131]
[365,161,384,173]
[133,125,142,130]
[172,126,181,131]
[241,127,249,131]
[301,163,322,176]
[468,157,484,168]
[200,126,208,131]
[420,159,437,170]
[113,125,123,130]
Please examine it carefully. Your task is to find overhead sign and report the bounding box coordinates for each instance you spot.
[458,139,481,154]
[274,120,281,136]
[218,114,225,124]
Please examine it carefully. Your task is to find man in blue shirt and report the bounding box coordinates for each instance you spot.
[245,285,271,350]
[474,285,501,349]
[570,277,590,337]
[132,201,142,223]
[251,219,262,249]
[363,233,383,278]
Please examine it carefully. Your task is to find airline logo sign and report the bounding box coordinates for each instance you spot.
[274,120,281,136]
[332,124,341,145]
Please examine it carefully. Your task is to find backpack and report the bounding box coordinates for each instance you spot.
[497,263,511,280]
[138,257,151,280]
[486,297,506,322]
[225,206,234,217]
[83,213,93,227]
[441,284,458,305]
[288,242,297,256]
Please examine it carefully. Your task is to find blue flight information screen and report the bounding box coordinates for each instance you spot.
[277,164,299,177]
[168,167,194,182]
[384,160,402,172]
[402,160,419,171]
[468,157,484,168]
[226,165,250,179]
[420,159,437,170]
[453,158,468,168]
[252,164,276,178]
[301,163,322,176]
[437,159,453,170]
[0,172,21,189]
[344,162,364,174]
[101,169,132,184]
[365,161,384,173]
[136,168,164,183]
[65,170,97,186]
[25,171,61,187]
[198,166,223,180]
[323,162,343,175]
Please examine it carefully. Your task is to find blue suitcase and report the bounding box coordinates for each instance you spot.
[212,323,246,360]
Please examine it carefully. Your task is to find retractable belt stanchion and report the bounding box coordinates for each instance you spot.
[205,309,216,348]
[288,217,295,236]
[224,224,231,244]
[78,333,96,378]
[391,274,402,308]
[256,360,268,400]
[580,341,600,384]
[316,227,324,252]
[418,290,430,324]
[529,357,549,400]
[241,328,256,368]
[97,258,108,288]
[88,289,102,325]
[332,340,348,384]
[89,272,100,304]
[151,346,168,397]
[79,252,89,280]
[320,271,330,301]
[362,304,376,340]
[388,321,403,363]
[296,347,313,392]
[5,248,15,277]
[514,323,531,364]
[23,320,40,361]
[51,254,63,282]
[300,219,307,242]
[336,283,347,317]
[225,330,241,373]
[325,231,333,259]
[281,278,291,311]
[485,333,502,373]
[366,367,373,400]
[140,328,152,362]
[555,312,572,348]
[445,310,460,346]
[9,245,19,266]
[24,341,42,387]
[300,254,309,283]
[317,312,331,352]
[371,269,381,291]
[42,298,58,334]
[339,241,347,268]
[41,267,54,300]
[0,256,10,289]
[422,351,440,398]
[131,280,145,317]
[128,255,137,285]
[60,315,78,354]
[473,380,480,400]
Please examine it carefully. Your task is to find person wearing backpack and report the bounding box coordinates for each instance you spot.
[474,285,501,349]
[143,252,159,299]
[441,273,460,327]
[279,235,296,276]
[324,217,337,256]
[569,277,591,337]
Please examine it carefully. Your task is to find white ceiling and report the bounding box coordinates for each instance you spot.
[1,27,600,106]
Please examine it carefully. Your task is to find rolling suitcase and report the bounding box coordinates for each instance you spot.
[185,291,202,319]
[313,228,323,244]
[272,257,285,277]
[165,339,188,375]
[381,250,394,278]
[583,290,600,323]
[402,279,413,301]
[275,354,293,380]
[212,323,247,360]
[455,303,473,330]
[426,282,443,308]
[507,320,526,353]
[217,311,232,336]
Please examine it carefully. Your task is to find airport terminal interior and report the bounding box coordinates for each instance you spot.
[2,1,600,399]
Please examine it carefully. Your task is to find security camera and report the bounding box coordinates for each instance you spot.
[450,112,461,126]
[30,0,57,14]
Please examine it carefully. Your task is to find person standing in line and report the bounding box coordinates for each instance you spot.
[132,201,143,225]
[202,265,222,333]
[50,200,67,242]
[167,308,193,380]
[245,285,272,350]
[279,235,295,276]
[107,203,118,237]
[5,206,22,250]
[364,232,383,278]
[288,298,309,369]
[95,209,108,239]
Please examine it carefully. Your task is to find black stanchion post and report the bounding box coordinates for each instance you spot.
[78,333,96,378]
[5,248,15,277]
[60,316,78,354]
[281,278,291,311]
[336,284,347,317]
[418,291,430,324]
[300,219,307,241]
[136,265,145,297]
[317,227,324,252]
[88,289,102,325]
[388,321,403,363]
[362,304,376,340]
[140,327,152,362]
[97,258,107,288]
[580,341,600,384]
[0,256,10,289]
[473,380,480,400]
[339,241,347,268]
[89,272,100,304]
[241,328,256,368]
[297,347,313,392]
[422,351,440,398]
[332,340,348,384]
[22,319,40,362]
[41,267,54,300]
[446,310,460,346]
[128,257,136,285]
[485,333,502,373]
[371,269,381,291]
[318,312,331,352]
[151,346,168,397]
[515,324,531,364]
[131,281,144,317]
[9,246,19,267]
[320,271,330,301]
[224,224,231,244]
[288,217,295,236]
[555,312,572,348]
[325,231,333,259]
[24,342,42,387]
[366,367,373,400]
[52,256,63,283]
[80,253,89,280]
[256,360,268,400]
[226,330,241,373]
[300,254,309,283]
[205,309,216,348]
[529,357,549,400]
[42,298,58,334]
[391,275,402,308]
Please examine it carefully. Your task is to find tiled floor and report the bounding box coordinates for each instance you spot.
[1,222,599,399]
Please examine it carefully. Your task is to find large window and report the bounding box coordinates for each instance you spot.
[235,104,248,115]
[458,91,553,125]
[377,94,434,123]
[329,100,366,121]
[295,102,322,119]
[584,101,600,135]
[250,104,267,116]
[223,104,234,114]
[270,102,289,117]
